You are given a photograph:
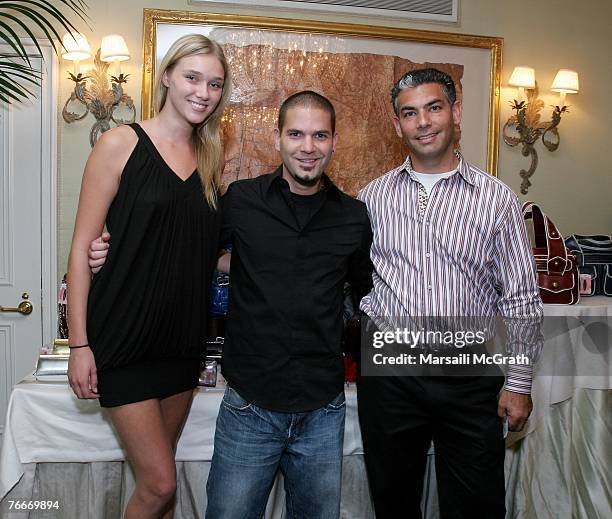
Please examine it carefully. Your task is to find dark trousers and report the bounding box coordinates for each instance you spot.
[357,374,506,519]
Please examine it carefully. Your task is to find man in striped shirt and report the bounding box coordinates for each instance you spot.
[357,68,543,519]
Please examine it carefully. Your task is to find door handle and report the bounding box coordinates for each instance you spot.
[0,301,33,315]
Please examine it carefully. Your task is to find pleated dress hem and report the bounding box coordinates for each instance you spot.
[96,356,200,408]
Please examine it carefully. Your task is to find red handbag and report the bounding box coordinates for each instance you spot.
[522,202,579,305]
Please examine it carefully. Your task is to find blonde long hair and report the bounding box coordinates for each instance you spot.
[155,34,232,208]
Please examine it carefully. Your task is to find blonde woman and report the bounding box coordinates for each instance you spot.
[67,34,231,518]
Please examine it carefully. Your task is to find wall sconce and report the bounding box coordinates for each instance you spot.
[61,33,136,147]
[503,66,579,194]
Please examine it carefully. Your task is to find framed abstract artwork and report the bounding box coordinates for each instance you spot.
[143,9,502,194]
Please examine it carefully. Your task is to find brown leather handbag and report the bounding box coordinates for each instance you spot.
[522,202,579,305]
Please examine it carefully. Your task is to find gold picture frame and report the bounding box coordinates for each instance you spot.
[142,9,502,190]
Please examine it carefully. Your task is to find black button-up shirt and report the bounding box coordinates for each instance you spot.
[221,167,373,412]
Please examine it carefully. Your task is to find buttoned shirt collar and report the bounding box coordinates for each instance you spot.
[400,152,477,187]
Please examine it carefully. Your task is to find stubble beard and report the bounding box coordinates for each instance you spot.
[287,157,327,187]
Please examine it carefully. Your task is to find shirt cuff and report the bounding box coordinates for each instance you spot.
[504,364,533,394]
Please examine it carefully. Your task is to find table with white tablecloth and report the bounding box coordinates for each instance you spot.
[503,297,611,519]
[1,298,610,518]
[0,381,382,519]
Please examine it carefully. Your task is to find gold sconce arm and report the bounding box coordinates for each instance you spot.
[62,45,136,147]
[503,83,569,194]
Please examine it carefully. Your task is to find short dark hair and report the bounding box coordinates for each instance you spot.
[278,90,336,133]
[391,68,457,116]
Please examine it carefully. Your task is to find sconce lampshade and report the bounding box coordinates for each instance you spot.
[61,33,92,61]
[508,66,536,89]
[551,69,580,93]
[100,35,130,62]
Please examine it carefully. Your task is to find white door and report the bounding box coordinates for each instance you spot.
[0,44,57,439]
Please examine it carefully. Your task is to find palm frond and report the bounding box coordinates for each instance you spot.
[0,76,33,99]
[0,60,40,84]
[0,20,32,65]
[3,3,78,57]
[0,60,40,101]
[0,11,45,63]
[0,0,90,104]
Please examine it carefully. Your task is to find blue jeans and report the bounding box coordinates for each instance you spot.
[205,387,346,519]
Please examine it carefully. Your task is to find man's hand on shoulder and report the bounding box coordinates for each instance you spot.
[89,232,111,274]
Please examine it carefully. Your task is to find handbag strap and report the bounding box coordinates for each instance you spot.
[522,201,568,273]
[522,201,547,249]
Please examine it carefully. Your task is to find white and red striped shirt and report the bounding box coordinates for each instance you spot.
[358,154,543,393]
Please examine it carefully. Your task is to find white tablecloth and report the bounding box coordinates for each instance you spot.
[1,298,610,517]
[0,382,383,519]
[509,296,612,442]
[0,381,365,499]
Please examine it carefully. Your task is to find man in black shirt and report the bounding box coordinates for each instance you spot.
[205,92,373,518]
[87,91,373,518]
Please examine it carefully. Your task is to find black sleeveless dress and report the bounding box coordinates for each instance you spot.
[87,123,221,407]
